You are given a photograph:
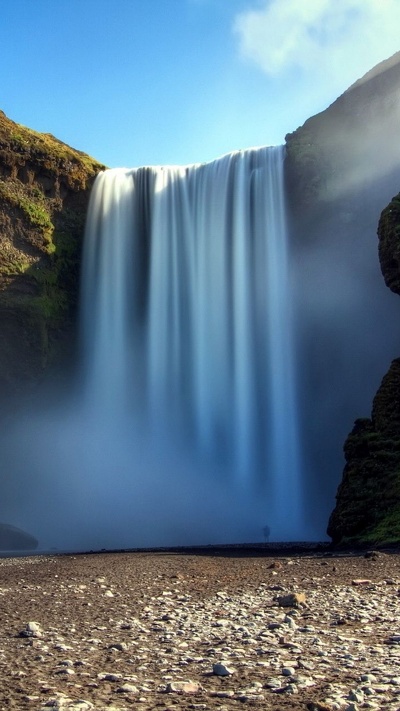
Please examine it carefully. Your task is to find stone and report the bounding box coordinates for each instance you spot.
[19,621,43,638]
[212,662,235,676]
[282,666,296,676]
[39,699,94,710]
[277,592,306,607]
[165,681,202,693]
[352,579,372,586]
[108,642,128,651]
[116,684,139,693]
[97,673,122,682]
[210,690,235,698]
[348,689,364,702]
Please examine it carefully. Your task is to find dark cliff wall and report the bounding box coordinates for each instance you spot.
[284,52,400,536]
[0,110,105,396]
[328,192,400,544]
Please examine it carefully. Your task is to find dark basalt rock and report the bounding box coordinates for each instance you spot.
[0,523,38,550]
[378,192,400,296]
[328,193,400,544]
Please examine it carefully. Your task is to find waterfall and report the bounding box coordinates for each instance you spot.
[79,145,303,542]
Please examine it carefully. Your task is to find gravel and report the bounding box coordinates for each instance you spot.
[0,548,399,710]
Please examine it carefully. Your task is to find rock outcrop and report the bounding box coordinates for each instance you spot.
[0,110,105,396]
[327,360,400,544]
[285,51,400,218]
[284,52,400,536]
[378,192,400,296]
[328,191,400,545]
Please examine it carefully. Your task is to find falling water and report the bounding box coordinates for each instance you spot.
[79,145,303,541]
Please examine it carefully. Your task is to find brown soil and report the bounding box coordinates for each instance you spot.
[0,546,399,711]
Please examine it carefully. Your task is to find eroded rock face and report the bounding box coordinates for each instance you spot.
[0,110,105,394]
[328,360,400,544]
[285,51,400,217]
[284,52,400,536]
[378,192,400,296]
[328,191,400,545]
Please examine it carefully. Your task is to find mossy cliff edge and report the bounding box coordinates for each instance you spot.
[0,110,105,395]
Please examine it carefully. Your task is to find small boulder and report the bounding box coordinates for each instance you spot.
[166,681,202,694]
[19,621,43,638]
[212,662,235,676]
[277,592,306,608]
[116,684,139,694]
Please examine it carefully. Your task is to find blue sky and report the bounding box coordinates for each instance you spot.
[1,0,399,168]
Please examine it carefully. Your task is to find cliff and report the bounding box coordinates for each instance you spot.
[327,192,400,545]
[284,52,400,537]
[285,51,400,217]
[0,110,105,396]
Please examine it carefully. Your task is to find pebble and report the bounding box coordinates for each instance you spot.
[165,681,202,693]
[4,553,400,710]
[19,621,43,638]
[277,591,306,607]
[212,662,235,676]
[116,683,139,693]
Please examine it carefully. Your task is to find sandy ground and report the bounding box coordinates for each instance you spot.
[0,546,400,711]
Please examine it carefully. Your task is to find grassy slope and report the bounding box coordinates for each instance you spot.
[0,110,106,387]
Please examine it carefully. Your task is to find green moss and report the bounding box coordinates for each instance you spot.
[0,178,54,243]
[33,291,69,321]
[0,259,31,276]
[18,196,53,236]
[10,130,30,148]
[0,109,105,383]
[350,505,400,544]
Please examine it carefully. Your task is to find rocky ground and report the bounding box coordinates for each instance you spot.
[0,547,400,711]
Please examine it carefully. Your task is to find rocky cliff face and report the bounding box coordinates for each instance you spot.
[327,192,400,545]
[284,52,400,537]
[0,110,105,396]
[285,51,400,217]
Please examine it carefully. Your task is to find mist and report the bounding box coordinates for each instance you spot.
[291,177,400,531]
[0,393,315,551]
